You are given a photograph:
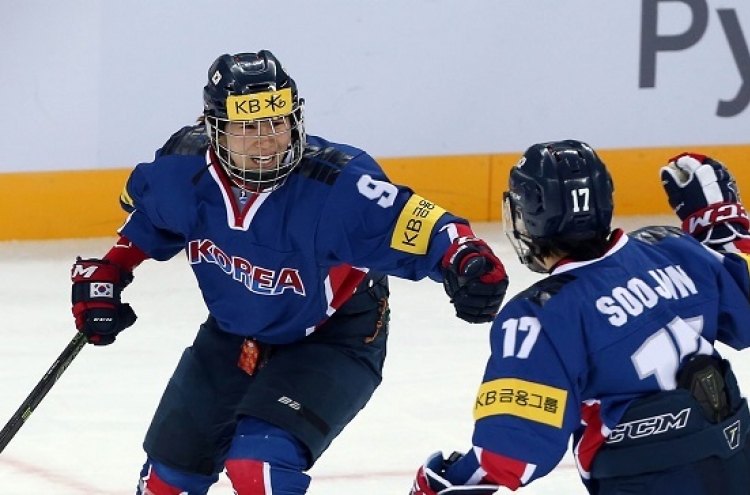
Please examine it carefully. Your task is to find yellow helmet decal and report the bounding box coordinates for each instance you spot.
[226,88,293,121]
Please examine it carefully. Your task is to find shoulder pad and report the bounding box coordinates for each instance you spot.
[512,273,576,307]
[158,125,209,157]
[305,145,354,167]
[628,225,685,244]
[294,145,354,185]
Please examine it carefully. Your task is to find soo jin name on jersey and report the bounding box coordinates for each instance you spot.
[595,264,697,327]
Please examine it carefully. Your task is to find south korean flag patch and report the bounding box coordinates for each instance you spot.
[90,282,114,298]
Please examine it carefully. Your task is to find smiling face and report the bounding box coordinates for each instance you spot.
[222,117,293,173]
[208,107,304,192]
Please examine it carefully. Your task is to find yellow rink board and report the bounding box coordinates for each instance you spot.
[384,144,750,222]
[1,144,749,241]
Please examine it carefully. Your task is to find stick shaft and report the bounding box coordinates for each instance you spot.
[0,333,86,453]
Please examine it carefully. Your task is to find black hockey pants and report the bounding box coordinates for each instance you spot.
[142,273,389,476]
[590,356,750,495]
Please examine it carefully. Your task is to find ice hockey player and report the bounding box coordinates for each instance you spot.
[410,141,750,494]
[69,50,509,494]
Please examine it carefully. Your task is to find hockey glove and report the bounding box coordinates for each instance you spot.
[410,452,500,495]
[442,237,508,323]
[661,153,750,248]
[71,257,137,345]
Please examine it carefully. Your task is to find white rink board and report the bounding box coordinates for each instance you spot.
[2,1,749,173]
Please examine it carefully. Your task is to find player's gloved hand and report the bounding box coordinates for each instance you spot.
[660,153,750,247]
[410,452,500,495]
[71,257,137,345]
[442,237,508,323]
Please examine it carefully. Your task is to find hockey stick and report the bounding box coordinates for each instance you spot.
[0,332,86,453]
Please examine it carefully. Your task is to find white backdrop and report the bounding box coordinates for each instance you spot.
[1,0,748,172]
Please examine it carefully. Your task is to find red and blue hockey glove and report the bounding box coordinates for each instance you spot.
[442,237,508,323]
[660,153,750,249]
[71,257,137,345]
[410,452,500,495]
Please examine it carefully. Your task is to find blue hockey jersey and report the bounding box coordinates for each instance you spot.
[117,133,468,344]
[445,228,750,489]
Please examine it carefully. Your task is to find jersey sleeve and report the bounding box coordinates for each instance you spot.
[671,235,750,350]
[712,250,750,349]
[314,152,469,281]
[117,160,191,261]
[444,298,586,488]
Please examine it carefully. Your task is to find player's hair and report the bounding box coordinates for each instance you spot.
[534,233,611,262]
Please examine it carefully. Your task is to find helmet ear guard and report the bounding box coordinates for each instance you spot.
[203,51,306,191]
[502,140,614,272]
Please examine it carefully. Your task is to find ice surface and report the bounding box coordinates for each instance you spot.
[2,217,746,494]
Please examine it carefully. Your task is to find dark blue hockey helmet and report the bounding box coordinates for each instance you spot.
[203,51,306,191]
[503,140,614,271]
